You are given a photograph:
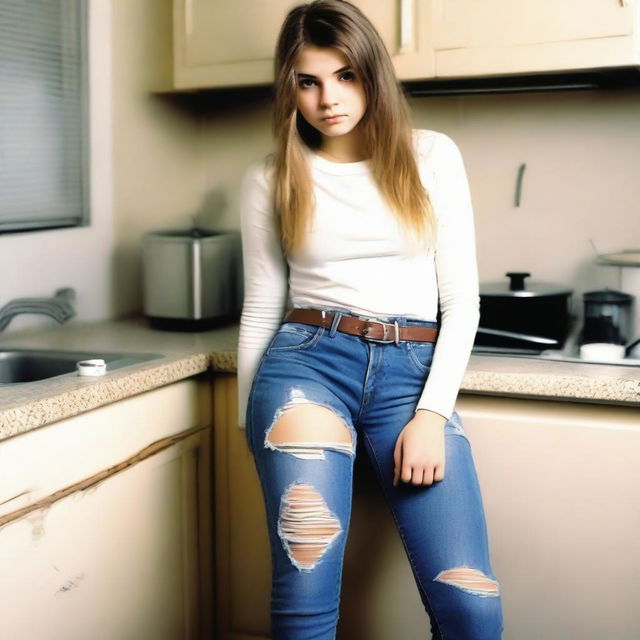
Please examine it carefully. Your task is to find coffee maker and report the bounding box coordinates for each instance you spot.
[578,288,639,360]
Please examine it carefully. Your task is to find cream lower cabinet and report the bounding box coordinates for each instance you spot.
[0,376,214,640]
[213,373,640,640]
[431,0,640,77]
[172,0,433,89]
[455,394,640,640]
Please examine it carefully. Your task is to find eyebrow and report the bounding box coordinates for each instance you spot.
[295,65,352,79]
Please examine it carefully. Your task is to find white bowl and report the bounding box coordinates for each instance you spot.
[579,343,626,362]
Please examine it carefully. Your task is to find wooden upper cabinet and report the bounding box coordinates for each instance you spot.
[430,0,640,77]
[351,0,435,80]
[171,0,640,91]
[173,0,297,89]
[172,0,434,90]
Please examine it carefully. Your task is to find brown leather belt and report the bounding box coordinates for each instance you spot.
[283,308,439,344]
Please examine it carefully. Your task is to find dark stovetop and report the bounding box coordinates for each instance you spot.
[471,318,640,367]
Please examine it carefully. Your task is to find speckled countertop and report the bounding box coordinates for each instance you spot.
[0,315,638,442]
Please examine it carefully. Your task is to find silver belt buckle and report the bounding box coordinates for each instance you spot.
[359,317,400,344]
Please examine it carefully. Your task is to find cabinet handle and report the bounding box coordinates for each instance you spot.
[185,0,194,38]
[514,163,526,207]
[399,0,414,54]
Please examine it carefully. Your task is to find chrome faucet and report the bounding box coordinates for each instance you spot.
[0,287,76,331]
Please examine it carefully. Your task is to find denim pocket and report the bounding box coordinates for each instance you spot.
[267,322,324,353]
[406,340,435,372]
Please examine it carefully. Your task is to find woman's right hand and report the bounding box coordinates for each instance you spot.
[393,409,446,487]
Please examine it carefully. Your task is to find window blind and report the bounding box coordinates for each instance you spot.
[0,0,88,233]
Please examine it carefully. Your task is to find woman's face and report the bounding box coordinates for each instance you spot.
[294,46,367,141]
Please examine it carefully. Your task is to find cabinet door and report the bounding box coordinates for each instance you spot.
[431,0,639,76]
[0,379,213,640]
[353,0,434,80]
[213,374,271,639]
[174,0,299,89]
[456,394,640,640]
[174,0,434,89]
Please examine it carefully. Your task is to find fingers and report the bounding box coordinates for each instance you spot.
[401,464,415,484]
[394,463,445,486]
[393,429,446,487]
[433,462,445,483]
[394,453,445,486]
[393,436,402,487]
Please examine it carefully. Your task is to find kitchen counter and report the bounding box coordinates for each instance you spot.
[0,315,638,442]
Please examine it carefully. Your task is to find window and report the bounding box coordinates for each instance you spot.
[0,0,88,233]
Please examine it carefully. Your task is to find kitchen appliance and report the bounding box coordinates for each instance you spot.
[577,288,640,359]
[578,289,632,346]
[594,249,640,352]
[475,272,574,350]
[142,229,242,331]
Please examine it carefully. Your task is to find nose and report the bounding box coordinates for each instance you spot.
[319,82,339,109]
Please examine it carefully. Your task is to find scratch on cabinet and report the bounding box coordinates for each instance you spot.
[0,423,207,531]
[55,573,86,595]
[0,490,31,507]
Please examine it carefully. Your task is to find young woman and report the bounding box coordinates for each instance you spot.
[237,1,503,638]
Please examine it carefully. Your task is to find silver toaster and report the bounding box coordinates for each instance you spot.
[142,229,243,331]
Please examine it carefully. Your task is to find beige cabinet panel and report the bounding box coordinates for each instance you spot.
[171,0,639,89]
[213,374,271,639]
[0,378,214,639]
[431,0,640,76]
[174,0,300,89]
[456,394,640,640]
[173,0,434,89]
[352,0,435,80]
[434,0,633,48]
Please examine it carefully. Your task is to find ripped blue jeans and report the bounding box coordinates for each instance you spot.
[246,306,503,640]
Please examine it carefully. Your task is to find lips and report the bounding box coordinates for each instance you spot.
[323,115,346,124]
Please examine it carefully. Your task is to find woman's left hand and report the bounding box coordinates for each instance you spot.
[393,409,447,487]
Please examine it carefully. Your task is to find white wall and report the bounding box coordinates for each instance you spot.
[408,89,640,319]
[110,0,202,318]
[0,0,114,335]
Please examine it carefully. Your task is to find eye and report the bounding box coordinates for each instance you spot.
[298,78,316,89]
[340,71,356,82]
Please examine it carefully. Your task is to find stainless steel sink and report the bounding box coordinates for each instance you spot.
[0,348,165,385]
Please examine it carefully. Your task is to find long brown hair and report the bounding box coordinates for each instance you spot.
[272,0,436,255]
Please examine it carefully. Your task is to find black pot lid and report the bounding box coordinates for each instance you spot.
[480,272,573,298]
[584,288,632,303]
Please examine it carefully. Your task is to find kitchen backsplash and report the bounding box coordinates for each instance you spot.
[408,89,640,319]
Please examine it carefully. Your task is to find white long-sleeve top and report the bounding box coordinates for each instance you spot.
[236,128,480,428]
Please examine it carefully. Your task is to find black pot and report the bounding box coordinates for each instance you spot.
[476,272,573,350]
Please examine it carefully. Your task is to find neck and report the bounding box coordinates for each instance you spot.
[318,129,368,163]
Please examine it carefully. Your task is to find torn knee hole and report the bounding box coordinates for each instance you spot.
[265,402,354,460]
[434,567,500,597]
[278,482,342,571]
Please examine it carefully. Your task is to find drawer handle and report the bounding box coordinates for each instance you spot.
[399,0,414,53]
[185,0,193,38]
